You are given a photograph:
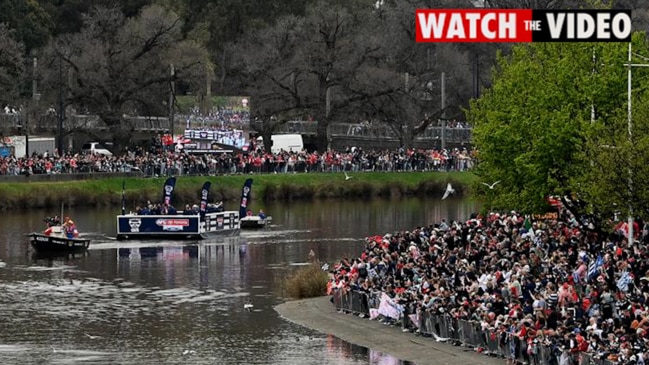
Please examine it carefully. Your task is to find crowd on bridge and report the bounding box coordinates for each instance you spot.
[328,209,649,365]
[0,146,474,176]
[179,105,250,130]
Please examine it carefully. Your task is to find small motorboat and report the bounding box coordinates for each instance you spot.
[29,217,90,254]
[239,215,272,229]
[238,179,272,230]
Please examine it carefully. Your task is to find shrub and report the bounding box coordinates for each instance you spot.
[284,264,329,299]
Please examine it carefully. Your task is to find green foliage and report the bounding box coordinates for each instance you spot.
[0,0,52,52]
[0,172,477,210]
[0,24,25,107]
[469,33,649,219]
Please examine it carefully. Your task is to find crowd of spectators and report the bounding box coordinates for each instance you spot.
[0,146,474,176]
[328,210,649,365]
[179,105,250,130]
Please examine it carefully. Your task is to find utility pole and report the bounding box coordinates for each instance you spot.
[27,57,39,157]
[168,64,175,142]
[57,56,64,157]
[624,43,649,246]
[441,71,447,150]
[473,54,480,99]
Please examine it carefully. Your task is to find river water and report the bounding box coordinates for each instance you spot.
[0,197,478,364]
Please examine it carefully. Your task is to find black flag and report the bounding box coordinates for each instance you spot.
[239,178,253,218]
[121,180,126,215]
[162,177,177,206]
[199,181,211,217]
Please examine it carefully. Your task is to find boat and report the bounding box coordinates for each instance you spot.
[116,178,240,240]
[29,217,91,254]
[237,178,273,229]
[240,215,272,229]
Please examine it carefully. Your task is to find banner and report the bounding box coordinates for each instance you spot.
[199,181,211,217]
[415,9,632,43]
[163,177,177,206]
[377,292,402,320]
[239,178,253,218]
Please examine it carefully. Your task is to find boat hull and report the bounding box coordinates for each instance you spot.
[240,216,272,229]
[116,211,240,240]
[29,233,91,253]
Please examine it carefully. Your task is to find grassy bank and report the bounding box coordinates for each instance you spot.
[0,171,477,211]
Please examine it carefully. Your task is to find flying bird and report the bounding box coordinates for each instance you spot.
[84,333,102,340]
[344,172,353,181]
[441,183,455,200]
[481,180,501,190]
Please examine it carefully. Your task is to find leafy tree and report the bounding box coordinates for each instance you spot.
[38,0,156,36]
[38,5,210,149]
[579,36,649,222]
[468,36,649,217]
[0,0,52,53]
[0,24,26,108]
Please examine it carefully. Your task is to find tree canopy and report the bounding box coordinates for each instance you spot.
[468,33,649,221]
[1,0,649,156]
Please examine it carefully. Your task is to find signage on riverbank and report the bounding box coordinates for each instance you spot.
[416,9,632,42]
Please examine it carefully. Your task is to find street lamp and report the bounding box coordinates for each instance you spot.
[624,42,649,246]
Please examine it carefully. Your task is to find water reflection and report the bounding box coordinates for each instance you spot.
[0,197,478,364]
[325,335,416,365]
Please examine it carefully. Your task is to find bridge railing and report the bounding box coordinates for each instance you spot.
[0,113,24,128]
[328,123,472,142]
[2,112,472,143]
[1,112,173,132]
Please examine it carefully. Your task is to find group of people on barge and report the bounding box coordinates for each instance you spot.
[329,209,649,365]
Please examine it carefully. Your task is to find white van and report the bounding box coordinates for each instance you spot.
[82,142,113,156]
[270,134,303,154]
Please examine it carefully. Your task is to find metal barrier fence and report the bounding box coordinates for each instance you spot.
[331,289,618,365]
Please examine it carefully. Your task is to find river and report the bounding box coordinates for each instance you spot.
[0,197,478,364]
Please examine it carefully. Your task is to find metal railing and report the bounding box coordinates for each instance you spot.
[1,112,174,132]
[331,289,617,365]
[2,113,473,144]
[327,123,472,142]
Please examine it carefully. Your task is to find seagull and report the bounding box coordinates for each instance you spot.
[84,333,102,340]
[431,332,450,343]
[182,350,196,355]
[244,300,254,311]
[441,183,455,200]
[344,172,353,181]
[481,180,501,190]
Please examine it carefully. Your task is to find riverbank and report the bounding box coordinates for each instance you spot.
[0,171,477,210]
[275,296,504,365]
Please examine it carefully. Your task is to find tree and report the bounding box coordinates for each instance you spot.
[0,24,26,108]
[236,0,405,152]
[38,5,210,150]
[468,37,649,216]
[359,0,476,148]
[579,36,649,222]
[0,0,52,53]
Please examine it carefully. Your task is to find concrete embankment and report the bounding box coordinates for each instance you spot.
[275,296,505,365]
